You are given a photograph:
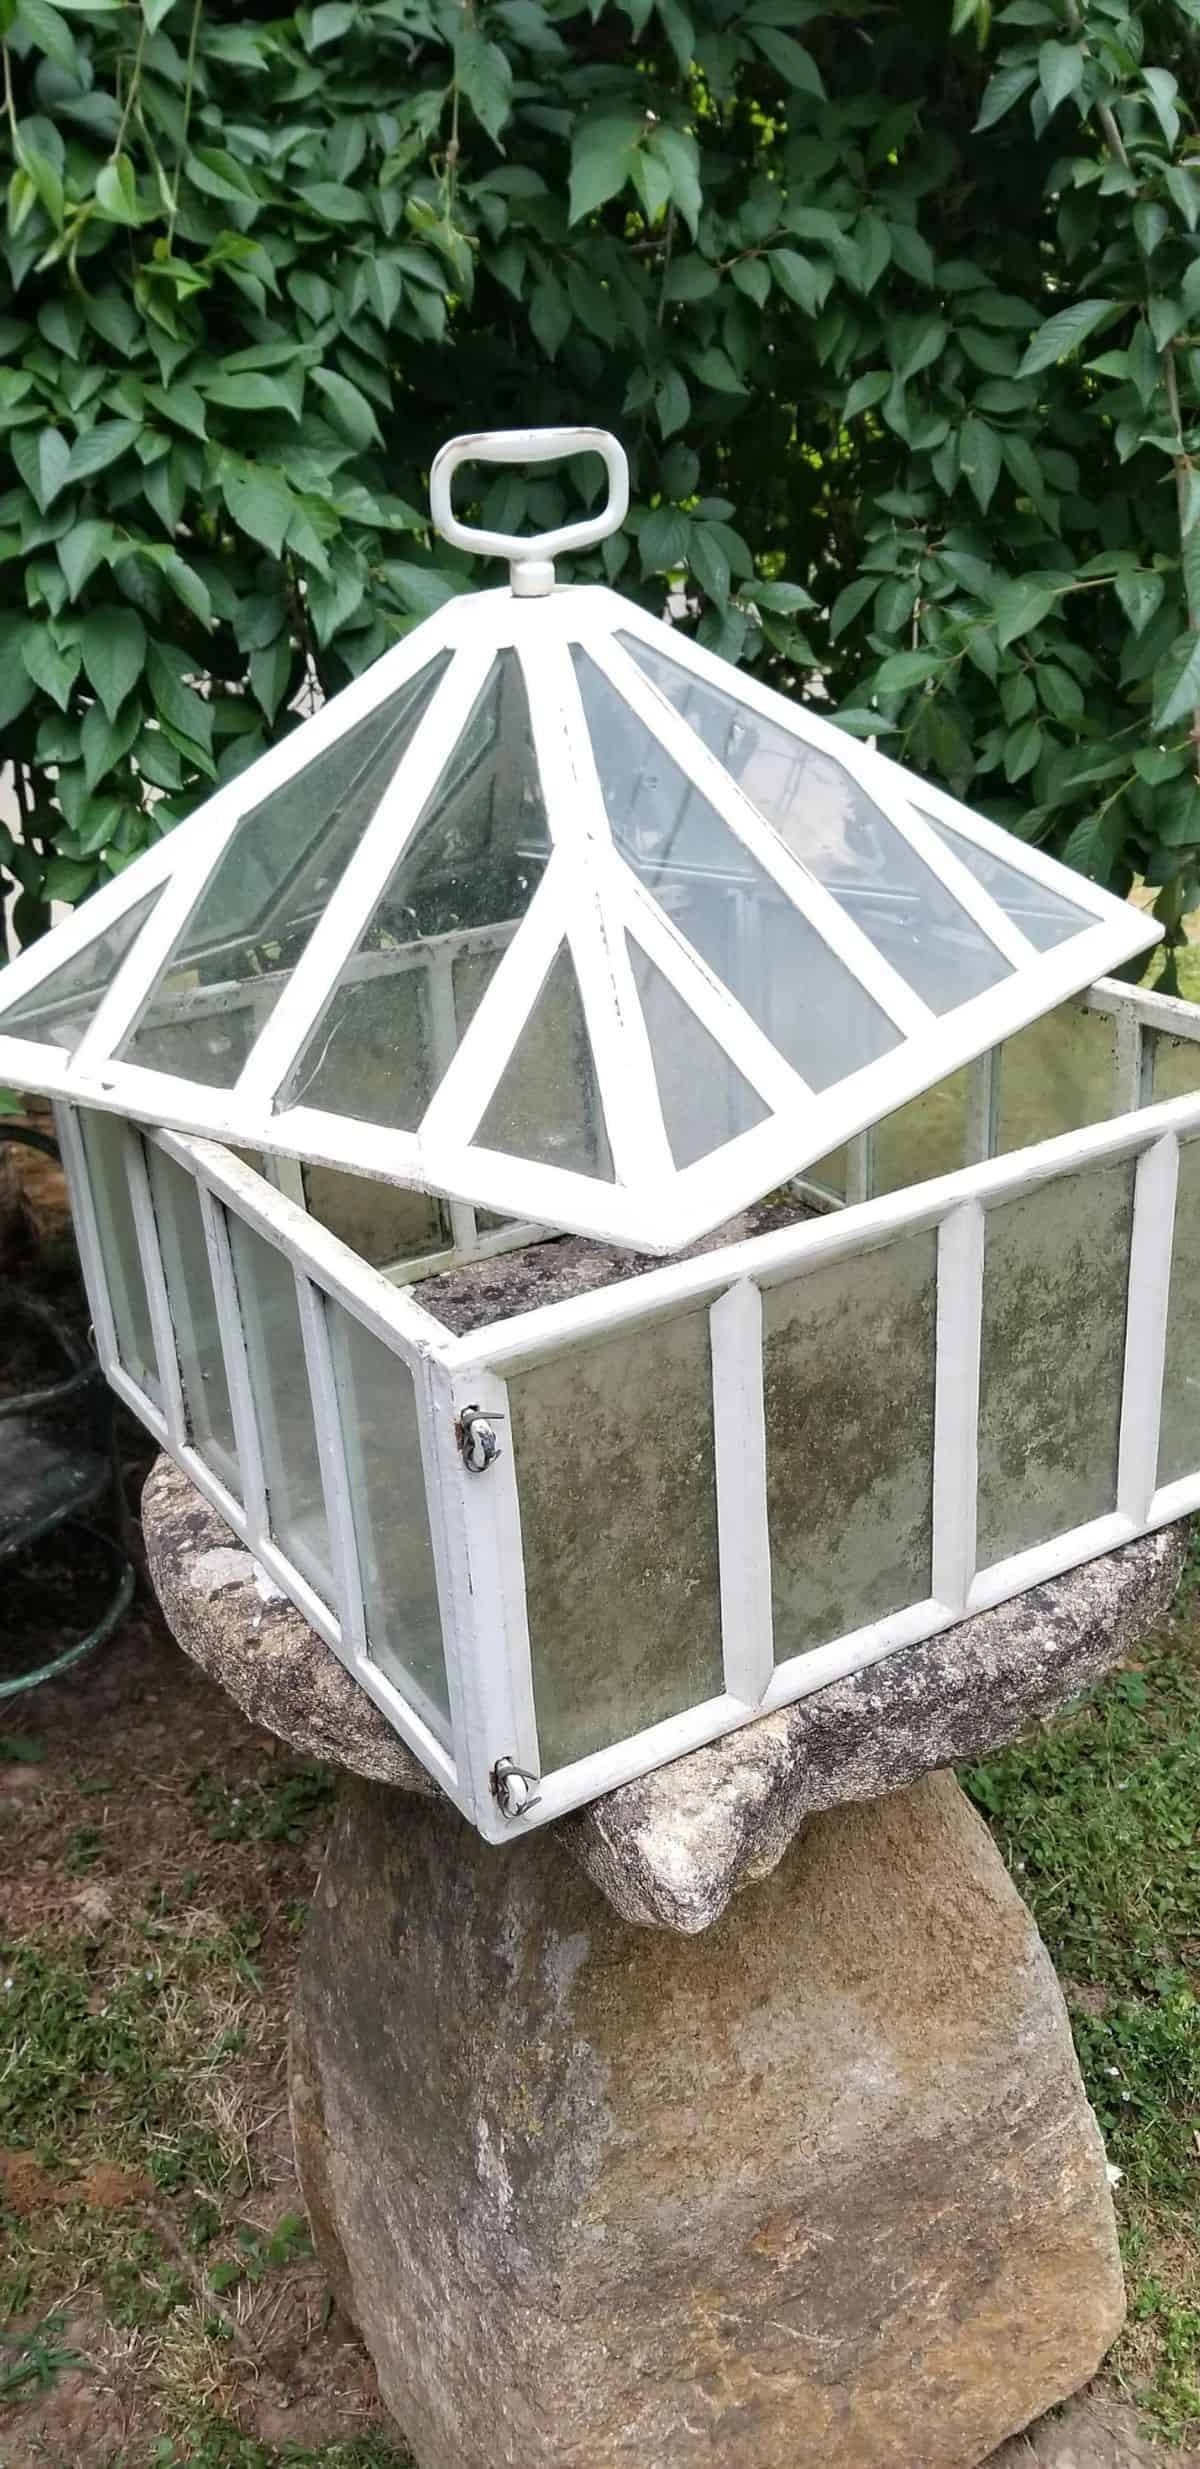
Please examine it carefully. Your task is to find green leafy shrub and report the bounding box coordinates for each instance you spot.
[1,0,1199,969]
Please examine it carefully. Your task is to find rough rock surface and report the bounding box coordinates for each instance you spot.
[142,1454,1186,1931]
[291,1770,1125,2469]
[142,1457,434,1794]
[986,2386,1199,2466]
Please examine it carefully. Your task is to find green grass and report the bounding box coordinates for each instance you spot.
[964,1548,1200,2441]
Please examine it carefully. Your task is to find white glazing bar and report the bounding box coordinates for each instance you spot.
[846,1131,873,1205]
[445,1364,540,1831]
[418,869,565,1149]
[410,1352,475,1805]
[618,863,811,1113]
[294,1272,368,1669]
[1115,1001,1144,1114]
[1117,1132,1179,1524]
[105,1358,170,1447]
[520,631,674,1184]
[53,1101,119,1373]
[123,1123,188,1447]
[425,944,480,1255]
[589,634,932,1036]
[931,1200,984,1611]
[1088,972,1200,1041]
[710,1278,774,1702]
[199,1186,270,1544]
[966,1050,998,1162]
[238,642,490,1107]
[872,760,1150,932]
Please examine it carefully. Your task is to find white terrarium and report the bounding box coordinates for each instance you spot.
[3,424,1198,1841]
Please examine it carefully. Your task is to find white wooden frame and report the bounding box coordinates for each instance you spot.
[47,963,1200,1841]
[4,578,1159,1256]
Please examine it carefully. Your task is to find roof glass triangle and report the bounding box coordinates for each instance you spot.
[282,652,550,1130]
[474,942,614,1182]
[118,656,449,1089]
[0,885,161,1053]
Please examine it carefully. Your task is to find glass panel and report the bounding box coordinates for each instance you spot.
[996,1001,1118,1153]
[1158,1136,1200,1485]
[873,1067,970,1197]
[626,937,767,1168]
[510,1309,724,1770]
[575,652,900,1088]
[301,1165,451,1271]
[976,1159,1133,1564]
[327,1302,450,1744]
[475,945,612,1179]
[1151,1028,1200,1104]
[228,1217,332,1600]
[284,655,550,1127]
[919,812,1091,951]
[0,888,160,1054]
[79,1110,161,1404]
[146,1144,239,1496]
[804,1145,848,1201]
[763,1230,937,1654]
[119,656,449,1089]
[619,637,1012,1014]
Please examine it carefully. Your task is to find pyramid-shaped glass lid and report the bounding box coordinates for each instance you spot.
[0,424,1160,1254]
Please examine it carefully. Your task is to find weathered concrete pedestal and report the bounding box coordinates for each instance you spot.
[144,1457,1187,2469]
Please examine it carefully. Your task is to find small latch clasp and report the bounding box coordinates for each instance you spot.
[456,1403,503,1473]
[492,1756,541,1820]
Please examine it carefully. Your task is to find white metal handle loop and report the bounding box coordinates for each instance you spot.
[429,426,629,597]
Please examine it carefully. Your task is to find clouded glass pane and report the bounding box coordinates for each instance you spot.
[327,1301,450,1745]
[620,637,1012,1013]
[575,650,900,1089]
[284,654,549,1127]
[475,944,613,1179]
[228,1218,332,1601]
[918,812,1091,951]
[147,1143,239,1496]
[0,888,161,1054]
[119,656,449,1088]
[626,936,768,1167]
[79,1110,160,1404]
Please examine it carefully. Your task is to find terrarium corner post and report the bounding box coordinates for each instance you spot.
[141,1454,1186,2469]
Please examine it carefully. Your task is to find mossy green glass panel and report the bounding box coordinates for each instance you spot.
[120,656,448,1089]
[976,1159,1134,1565]
[763,1230,937,1655]
[510,1308,723,1770]
[228,1217,332,1602]
[918,813,1091,951]
[301,1165,451,1271]
[146,1144,239,1496]
[1157,1136,1200,1485]
[995,1001,1119,1154]
[1150,1029,1200,1105]
[0,887,160,1053]
[804,1146,848,1200]
[574,650,901,1089]
[475,946,613,1180]
[873,1069,970,1197]
[626,938,768,1168]
[619,637,1013,1013]
[284,654,549,1128]
[79,1110,161,1405]
[326,1301,449,1745]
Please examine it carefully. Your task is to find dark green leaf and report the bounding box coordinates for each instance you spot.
[13,426,70,513]
[1017,298,1121,376]
[77,604,146,721]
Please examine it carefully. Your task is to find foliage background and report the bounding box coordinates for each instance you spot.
[1,0,1200,971]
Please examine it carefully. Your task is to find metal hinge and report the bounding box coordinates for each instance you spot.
[491,1755,541,1820]
[456,1403,503,1472]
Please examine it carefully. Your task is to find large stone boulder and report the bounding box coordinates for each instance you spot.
[290,1768,1125,2469]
